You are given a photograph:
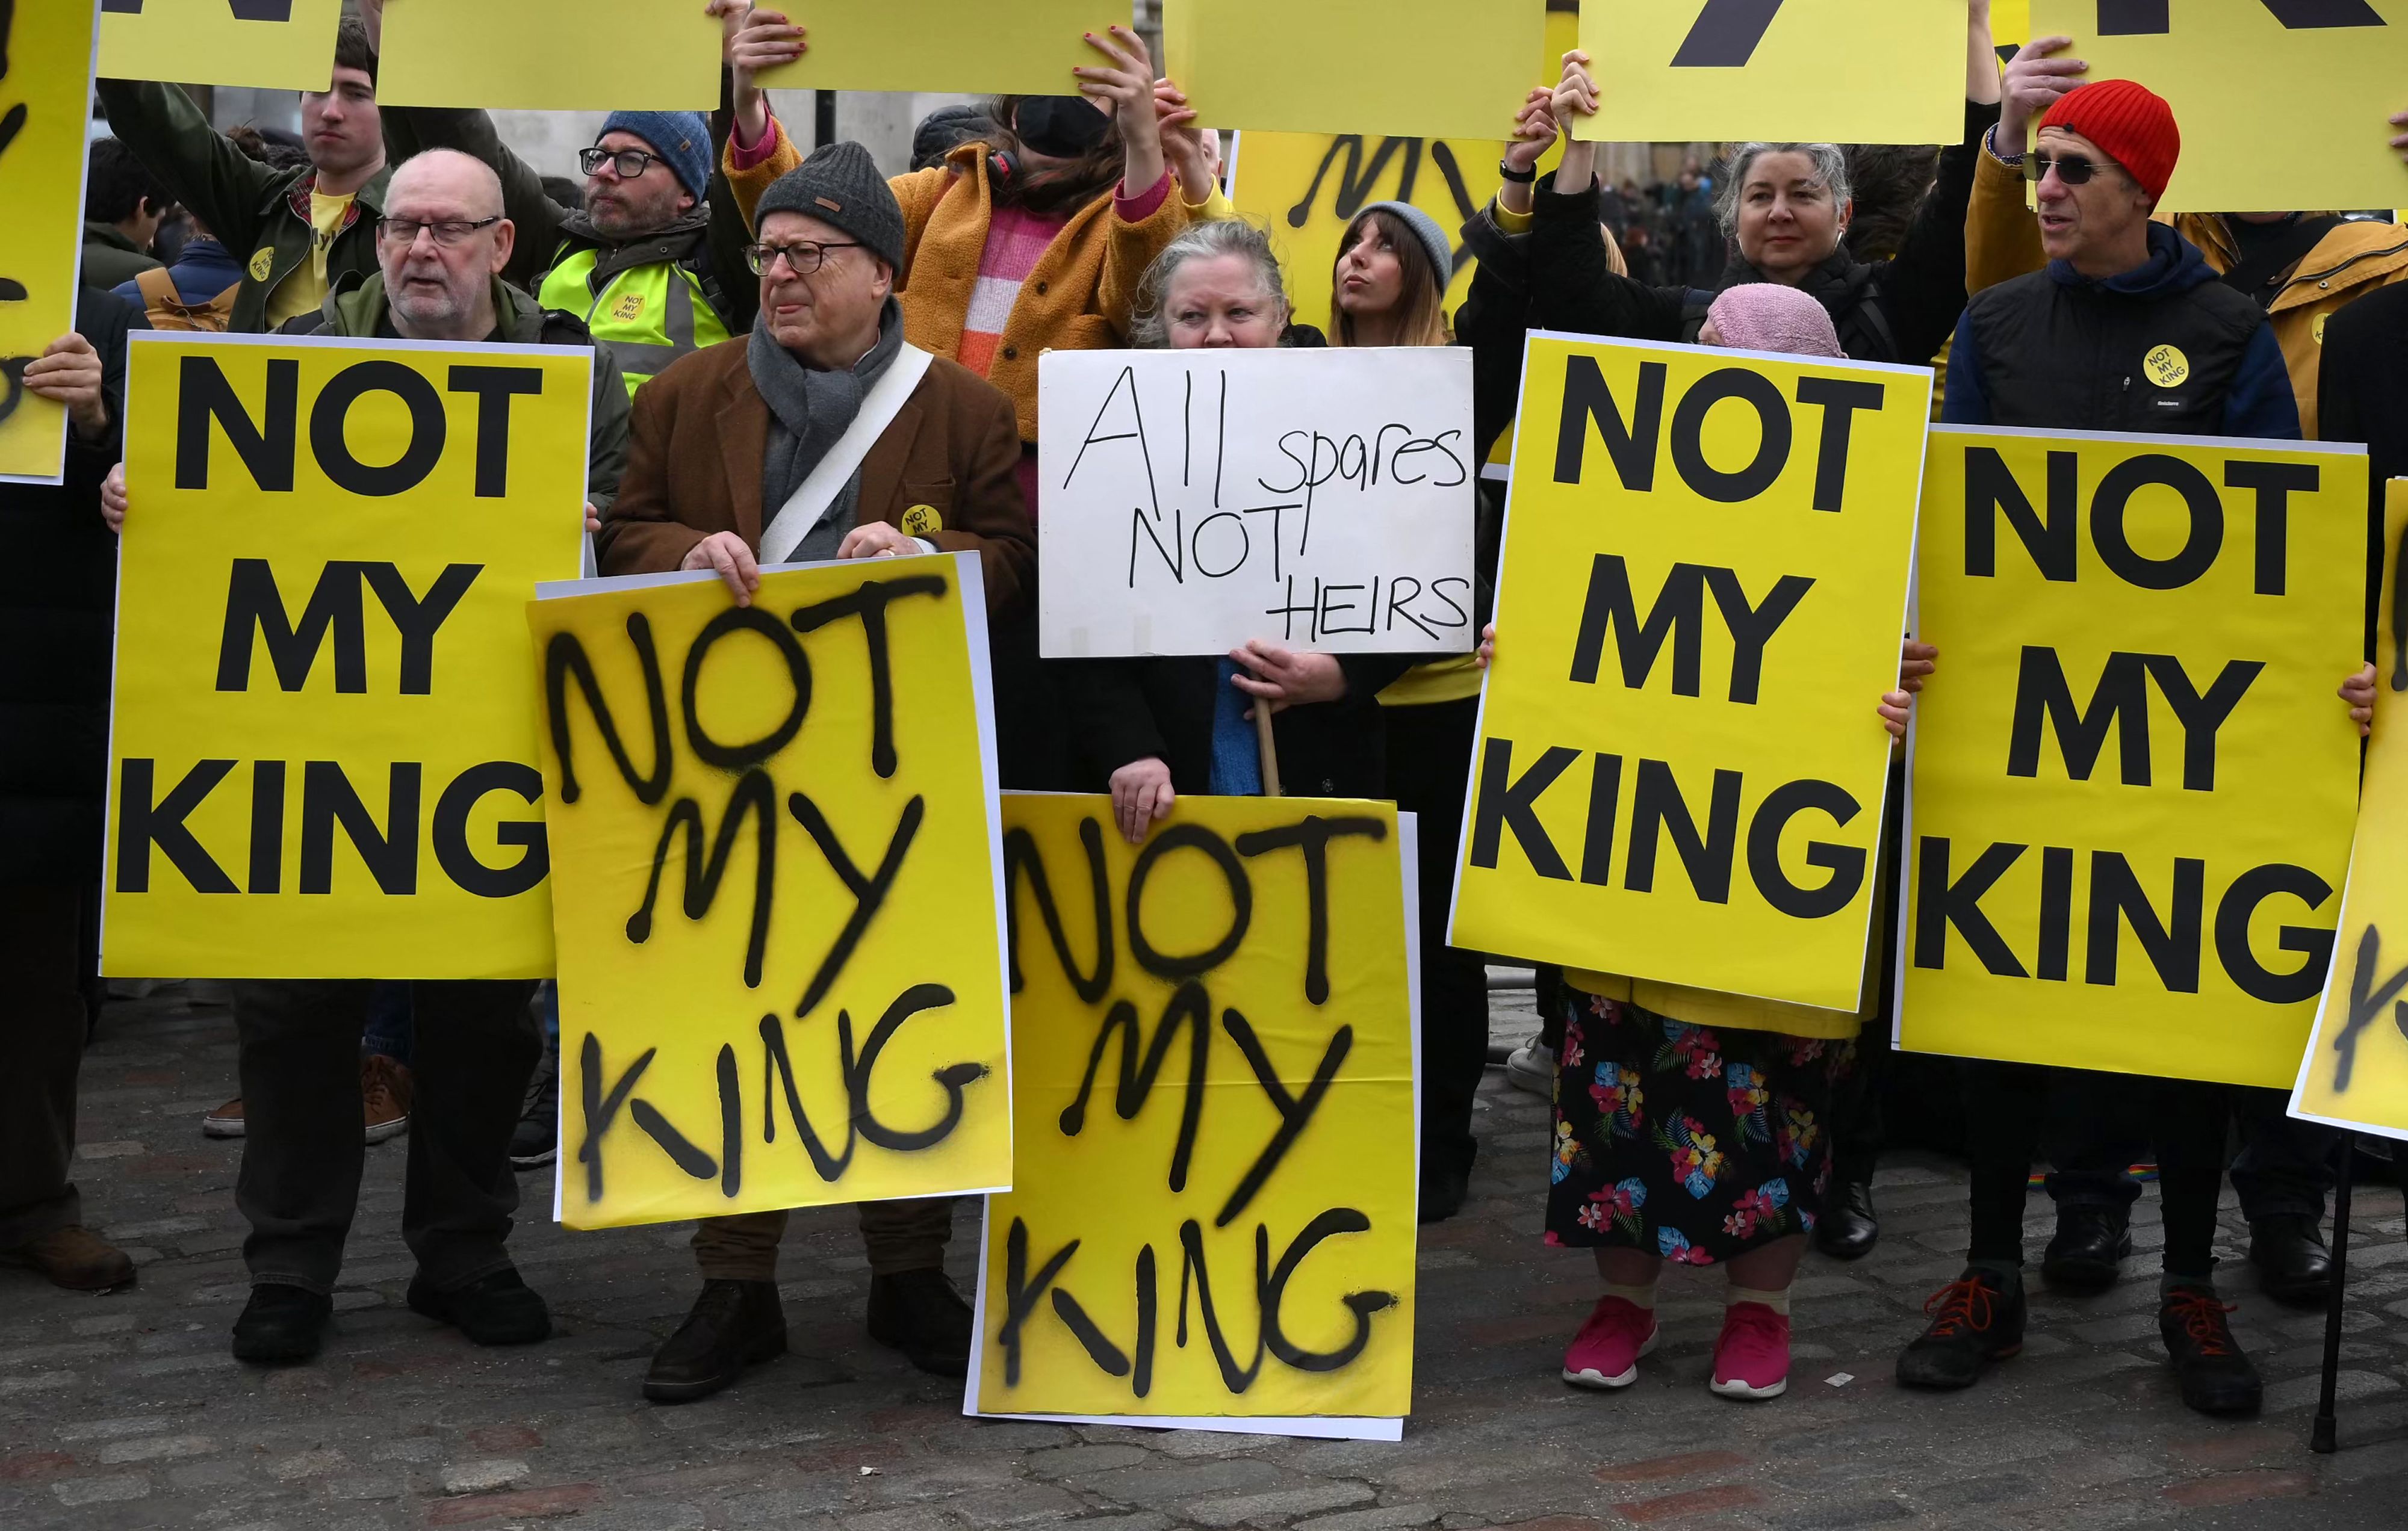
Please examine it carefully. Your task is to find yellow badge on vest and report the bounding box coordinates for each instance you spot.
[2142,344,2191,388]
[2313,312,2330,345]
[901,504,943,537]
[610,291,647,323]
[248,246,275,281]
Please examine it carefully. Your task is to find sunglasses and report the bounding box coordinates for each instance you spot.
[2023,150,2124,187]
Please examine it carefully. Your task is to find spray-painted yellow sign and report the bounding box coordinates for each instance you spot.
[2031,0,2408,214]
[531,557,1013,1232]
[1577,0,1966,146]
[104,333,589,978]
[98,0,343,93]
[1451,334,1931,1013]
[972,793,1417,1427]
[0,0,99,485]
[2292,480,2408,1141]
[1903,427,2367,1087]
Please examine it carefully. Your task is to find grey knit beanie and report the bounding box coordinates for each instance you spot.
[1354,201,1453,289]
[756,141,905,270]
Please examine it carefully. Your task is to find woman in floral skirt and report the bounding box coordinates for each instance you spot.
[1477,283,1936,1402]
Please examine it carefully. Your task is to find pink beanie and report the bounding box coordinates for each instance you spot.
[1705,283,1846,360]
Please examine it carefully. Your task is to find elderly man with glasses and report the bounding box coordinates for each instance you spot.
[597,141,1034,1405]
[99,147,630,1367]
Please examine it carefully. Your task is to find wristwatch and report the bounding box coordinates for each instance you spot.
[1498,158,1538,184]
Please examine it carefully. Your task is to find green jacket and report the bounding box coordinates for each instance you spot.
[281,273,633,515]
[81,223,162,290]
[95,78,392,336]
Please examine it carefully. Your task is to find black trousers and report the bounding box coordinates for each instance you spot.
[231,978,539,1294]
[1382,697,1489,1181]
[0,885,92,1249]
[1828,758,1904,1191]
[1962,1061,2232,1278]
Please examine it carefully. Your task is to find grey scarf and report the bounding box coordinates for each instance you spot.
[752,296,906,561]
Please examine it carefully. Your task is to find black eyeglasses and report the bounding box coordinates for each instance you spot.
[744,240,863,276]
[580,146,664,179]
[374,216,503,247]
[2024,150,2122,187]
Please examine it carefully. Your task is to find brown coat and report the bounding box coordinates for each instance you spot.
[596,338,1036,619]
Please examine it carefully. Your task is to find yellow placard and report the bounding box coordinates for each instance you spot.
[2031,0,2408,214]
[1226,11,1577,342]
[376,0,719,111]
[1451,335,1930,1012]
[532,558,1013,1233]
[759,0,1126,97]
[2291,481,2408,1140]
[1165,0,1547,143]
[975,794,1417,1422]
[104,333,588,978]
[1577,0,1965,147]
[0,0,98,486]
[1996,0,2031,50]
[98,0,342,93]
[1902,427,2367,1088]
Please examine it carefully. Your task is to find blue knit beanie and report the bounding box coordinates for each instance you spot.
[600,111,712,200]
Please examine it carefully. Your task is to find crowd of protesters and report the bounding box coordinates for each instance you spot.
[8,0,2408,1434]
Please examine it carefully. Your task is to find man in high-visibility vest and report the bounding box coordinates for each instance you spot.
[382,106,757,396]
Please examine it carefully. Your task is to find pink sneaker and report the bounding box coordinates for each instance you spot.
[1709,1302,1791,1399]
[1562,1296,1659,1390]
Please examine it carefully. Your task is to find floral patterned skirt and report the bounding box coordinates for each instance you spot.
[1544,989,1852,1265]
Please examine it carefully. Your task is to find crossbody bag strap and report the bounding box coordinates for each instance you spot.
[759,344,937,566]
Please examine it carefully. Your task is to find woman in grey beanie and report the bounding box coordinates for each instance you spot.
[1329,202,1454,348]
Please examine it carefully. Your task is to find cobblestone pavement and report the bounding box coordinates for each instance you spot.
[8,985,2408,1531]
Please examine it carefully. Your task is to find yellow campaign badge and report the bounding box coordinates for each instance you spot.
[0,0,99,485]
[1901,428,2368,1088]
[529,557,1013,1231]
[2031,1,2408,214]
[1577,0,1966,146]
[104,333,590,979]
[2143,344,2191,388]
[2291,481,2408,1142]
[901,503,943,537]
[1451,335,1932,1013]
[609,291,647,324]
[378,0,719,110]
[1167,0,1548,142]
[249,246,276,282]
[759,0,1126,96]
[974,794,1418,1429]
[99,0,343,93]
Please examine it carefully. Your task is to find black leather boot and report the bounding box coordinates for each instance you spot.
[2248,1215,2334,1308]
[644,1279,787,1403]
[406,1267,551,1346]
[231,1283,332,1365]
[1814,1180,1879,1260]
[2161,1284,2263,1416]
[2041,1205,2133,1291]
[867,1268,973,1377]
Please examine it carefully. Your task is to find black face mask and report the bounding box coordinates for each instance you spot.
[1014,96,1111,159]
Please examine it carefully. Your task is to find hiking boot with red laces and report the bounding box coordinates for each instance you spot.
[1562,1294,1659,1390]
[2160,1283,2262,1416]
[1896,1264,2026,1390]
[1709,1302,1790,1400]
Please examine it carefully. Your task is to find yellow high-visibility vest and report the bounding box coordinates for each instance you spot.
[538,247,731,397]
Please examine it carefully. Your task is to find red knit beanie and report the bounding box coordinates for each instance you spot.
[2037,79,2180,205]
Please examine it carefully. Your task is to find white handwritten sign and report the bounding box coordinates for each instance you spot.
[1038,348,1478,658]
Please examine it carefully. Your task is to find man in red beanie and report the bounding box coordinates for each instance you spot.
[1899,77,2314,1421]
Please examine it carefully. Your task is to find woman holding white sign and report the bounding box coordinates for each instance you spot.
[1070,220,1415,846]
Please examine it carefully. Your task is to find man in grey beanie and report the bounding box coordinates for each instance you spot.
[595,141,1034,1405]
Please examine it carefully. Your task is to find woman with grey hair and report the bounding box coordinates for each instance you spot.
[1520,1,2003,367]
[1070,219,1411,847]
